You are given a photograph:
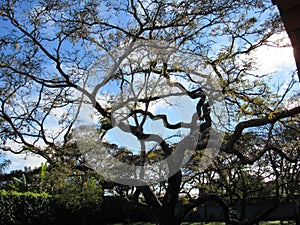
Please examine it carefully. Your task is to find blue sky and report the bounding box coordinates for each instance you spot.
[0,1,299,173]
[1,31,297,172]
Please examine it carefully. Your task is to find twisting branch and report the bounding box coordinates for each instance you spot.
[225,106,300,156]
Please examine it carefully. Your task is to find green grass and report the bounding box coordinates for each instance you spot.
[259,221,296,225]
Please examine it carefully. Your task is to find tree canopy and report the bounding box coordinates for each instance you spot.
[0,0,299,224]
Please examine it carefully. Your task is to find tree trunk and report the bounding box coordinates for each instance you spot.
[160,171,182,225]
[139,171,183,225]
[273,0,300,81]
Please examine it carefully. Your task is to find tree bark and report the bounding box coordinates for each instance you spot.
[138,172,183,225]
[160,171,182,225]
[273,0,300,81]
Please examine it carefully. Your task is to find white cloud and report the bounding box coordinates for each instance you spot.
[6,152,45,171]
[248,32,296,74]
[1,140,46,171]
[3,152,46,171]
[284,95,300,110]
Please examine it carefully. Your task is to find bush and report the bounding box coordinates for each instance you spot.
[0,190,54,225]
[0,189,104,225]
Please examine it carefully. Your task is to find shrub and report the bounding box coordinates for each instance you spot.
[0,190,54,225]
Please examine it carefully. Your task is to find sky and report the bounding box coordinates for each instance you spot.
[0,141,46,172]
[0,1,298,173]
[1,31,297,173]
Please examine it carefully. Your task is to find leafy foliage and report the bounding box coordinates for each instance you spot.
[0,190,54,225]
[0,0,299,224]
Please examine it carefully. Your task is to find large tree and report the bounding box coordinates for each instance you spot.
[0,0,299,224]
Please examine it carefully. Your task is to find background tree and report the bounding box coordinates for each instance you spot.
[0,157,10,175]
[0,0,299,224]
[0,152,104,225]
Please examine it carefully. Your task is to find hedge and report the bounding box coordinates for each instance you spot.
[0,190,54,225]
[0,190,103,225]
[0,191,155,225]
